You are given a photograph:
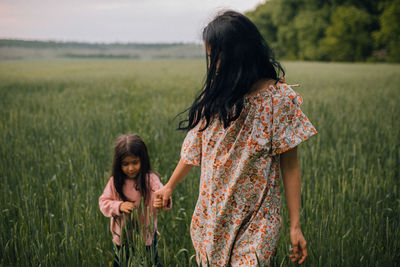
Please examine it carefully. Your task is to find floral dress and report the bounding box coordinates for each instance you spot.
[180,81,317,266]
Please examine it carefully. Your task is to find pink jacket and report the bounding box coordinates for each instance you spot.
[99,172,171,246]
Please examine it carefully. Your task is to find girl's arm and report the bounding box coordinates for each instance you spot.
[99,178,124,217]
[280,147,307,264]
[150,173,172,210]
[154,158,193,208]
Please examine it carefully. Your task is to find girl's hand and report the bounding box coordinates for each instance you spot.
[153,196,164,209]
[154,186,173,208]
[289,227,307,264]
[119,201,135,214]
[154,197,171,210]
[153,159,192,209]
[153,198,163,209]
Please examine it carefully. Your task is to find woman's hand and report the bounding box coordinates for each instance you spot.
[153,158,193,209]
[119,201,135,214]
[280,147,307,264]
[154,186,173,209]
[289,227,307,264]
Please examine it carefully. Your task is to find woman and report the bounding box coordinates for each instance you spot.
[154,10,316,266]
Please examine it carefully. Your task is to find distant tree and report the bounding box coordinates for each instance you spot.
[248,0,302,59]
[373,0,400,62]
[247,0,330,60]
[320,5,373,61]
[293,8,330,60]
[246,1,278,46]
[247,0,384,61]
[269,0,300,59]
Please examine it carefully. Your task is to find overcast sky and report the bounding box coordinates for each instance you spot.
[0,0,265,43]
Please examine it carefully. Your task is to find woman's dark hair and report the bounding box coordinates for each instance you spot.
[178,10,284,131]
[111,134,152,204]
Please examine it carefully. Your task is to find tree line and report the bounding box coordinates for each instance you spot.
[246,0,400,62]
[0,39,186,50]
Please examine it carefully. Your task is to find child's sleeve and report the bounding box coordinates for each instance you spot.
[180,122,203,166]
[150,173,172,209]
[99,177,123,217]
[270,83,317,156]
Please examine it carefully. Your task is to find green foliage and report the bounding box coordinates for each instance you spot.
[320,6,373,61]
[246,1,277,44]
[373,0,400,62]
[0,60,399,266]
[293,9,330,60]
[246,0,397,62]
[115,200,158,266]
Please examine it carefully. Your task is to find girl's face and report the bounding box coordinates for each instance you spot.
[121,155,141,179]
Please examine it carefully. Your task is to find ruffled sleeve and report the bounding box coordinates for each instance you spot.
[270,82,317,156]
[180,122,203,166]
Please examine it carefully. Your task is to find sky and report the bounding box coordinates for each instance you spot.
[0,0,265,43]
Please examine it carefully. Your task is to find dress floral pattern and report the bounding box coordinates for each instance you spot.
[180,81,317,266]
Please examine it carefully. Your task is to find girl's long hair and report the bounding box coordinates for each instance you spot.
[111,134,152,205]
[178,10,284,131]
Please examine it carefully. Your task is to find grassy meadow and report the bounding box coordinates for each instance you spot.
[0,59,399,266]
[0,40,204,61]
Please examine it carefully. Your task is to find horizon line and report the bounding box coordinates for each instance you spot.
[0,37,203,46]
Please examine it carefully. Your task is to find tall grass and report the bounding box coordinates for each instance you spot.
[0,60,399,266]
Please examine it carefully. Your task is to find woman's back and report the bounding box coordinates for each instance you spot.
[180,80,316,266]
[153,10,314,267]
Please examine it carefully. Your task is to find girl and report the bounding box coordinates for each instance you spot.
[99,134,171,267]
[154,10,317,266]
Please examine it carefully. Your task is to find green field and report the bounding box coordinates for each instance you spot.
[0,40,204,61]
[0,59,399,266]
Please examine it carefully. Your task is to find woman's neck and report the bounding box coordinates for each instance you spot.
[248,78,276,96]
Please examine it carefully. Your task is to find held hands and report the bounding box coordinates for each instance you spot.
[289,227,307,264]
[119,201,135,214]
[153,185,173,209]
[153,159,191,210]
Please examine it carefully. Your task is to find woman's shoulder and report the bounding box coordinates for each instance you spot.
[245,78,277,99]
[246,78,302,106]
[273,79,303,106]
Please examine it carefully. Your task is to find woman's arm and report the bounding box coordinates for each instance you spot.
[153,158,193,208]
[280,147,307,264]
